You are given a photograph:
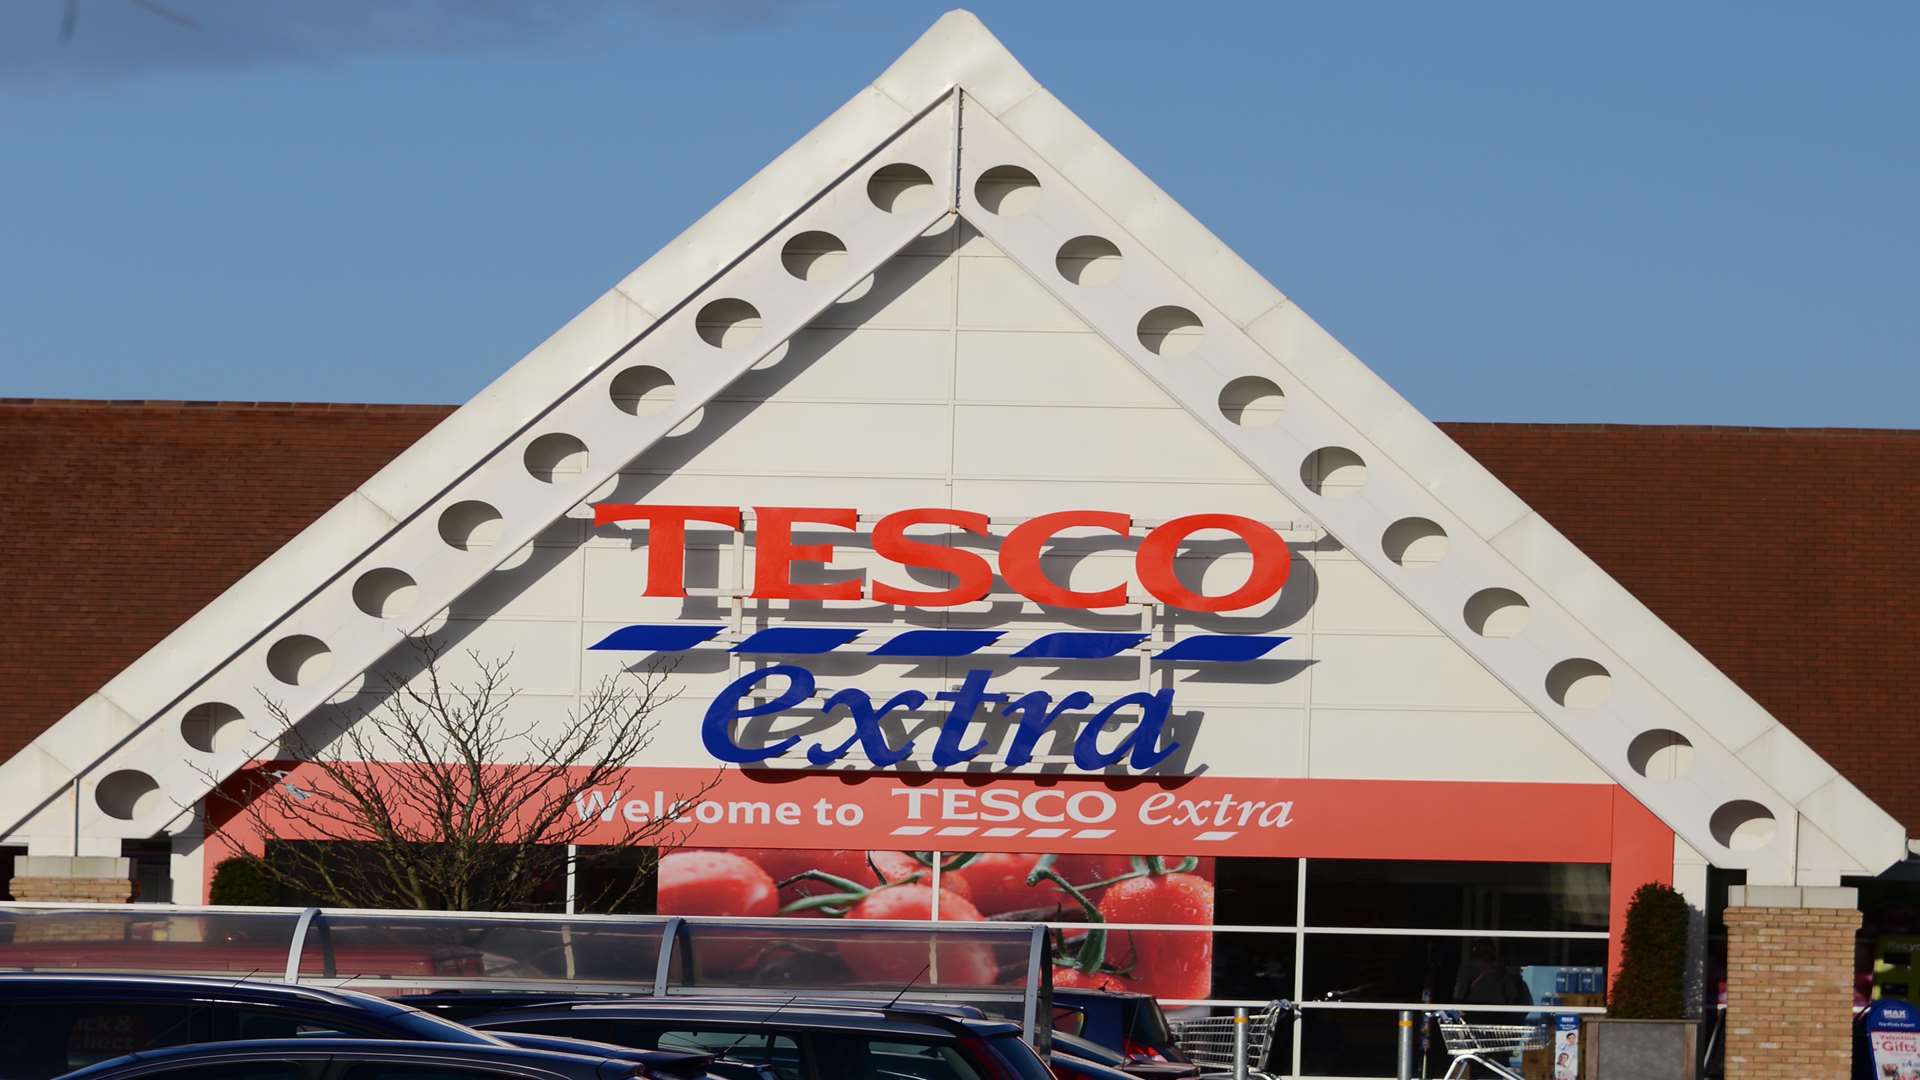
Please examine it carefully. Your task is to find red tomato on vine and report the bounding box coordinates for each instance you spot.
[657,851,781,973]
[949,853,1067,916]
[1051,965,1129,990]
[658,851,779,917]
[835,884,997,985]
[1098,872,1214,1000]
[1054,854,1202,891]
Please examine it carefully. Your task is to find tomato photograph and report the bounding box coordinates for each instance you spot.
[653,847,1217,999]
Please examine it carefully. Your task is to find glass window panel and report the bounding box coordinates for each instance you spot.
[1215,858,1298,927]
[1208,929,1295,1003]
[207,1009,382,1042]
[50,1002,199,1068]
[650,1031,802,1080]
[1305,860,1610,932]
[1301,933,1607,1007]
[574,846,658,915]
[860,1039,983,1080]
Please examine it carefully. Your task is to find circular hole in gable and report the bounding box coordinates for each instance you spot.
[267,634,332,687]
[1056,235,1123,287]
[439,500,503,551]
[1219,376,1285,428]
[524,432,587,483]
[96,769,162,821]
[181,701,244,754]
[1628,729,1696,780]
[782,231,847,281]
[868,163,935,213]
[352,567,418,618]
[1710,799,1778,851]
[1301,446,1367,497]
[1465,587,1530,638]
[695,298,761,349]
[609,366,676,416]
[1383,518,1448,566]
[1546,657,1612,709]
[975,165,1040,215]
[1138,306,1203,357]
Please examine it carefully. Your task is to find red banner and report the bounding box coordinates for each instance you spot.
[557,769,1616,863]
[213,764,1624,863]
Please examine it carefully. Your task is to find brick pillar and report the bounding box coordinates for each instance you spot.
[1723,885,1860,1080]
[8,855,135,903]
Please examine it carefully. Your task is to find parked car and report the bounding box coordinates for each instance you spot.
[462,999,1057,1080]
[1045,1049,1144,1080]
[1049,990,1192,1074]
[1048,1029,1196,1080]
[51,1038,655,1080]
[0,974,707,1080]
[417,991,1131,1080]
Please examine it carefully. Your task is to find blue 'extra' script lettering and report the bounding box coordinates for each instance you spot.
[702,664,1180,772]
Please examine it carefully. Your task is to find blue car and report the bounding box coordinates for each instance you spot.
[52,1038,653,1080]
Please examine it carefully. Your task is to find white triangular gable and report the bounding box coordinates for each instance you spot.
[3,11,1901,884]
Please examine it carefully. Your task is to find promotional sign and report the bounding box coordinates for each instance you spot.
[222,765,1626,865]
[1866,999,1920,1080]
[1553,1014,1580,1079]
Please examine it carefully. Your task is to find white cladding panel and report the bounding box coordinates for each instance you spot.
[357,233,1597,787]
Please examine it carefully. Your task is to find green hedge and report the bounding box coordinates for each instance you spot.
[1610,881,1690,1019]
[208,856,278,907]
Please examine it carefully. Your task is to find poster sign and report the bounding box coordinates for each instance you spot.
[1553,1014,1580,1079]
[1866,999,1920,1080]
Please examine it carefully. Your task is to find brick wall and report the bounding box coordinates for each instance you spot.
[0,400,446,764]
[7,877,134,904]
[1723,902,1861,1079]
[1448,424,1920,832]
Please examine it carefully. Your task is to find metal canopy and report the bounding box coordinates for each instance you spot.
[0,902,1052,1044]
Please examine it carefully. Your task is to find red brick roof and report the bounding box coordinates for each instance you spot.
[2,400,1916,834]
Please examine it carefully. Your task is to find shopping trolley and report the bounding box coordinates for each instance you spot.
[1434,1011,1547,1079]
[1169,1000,1295,1077]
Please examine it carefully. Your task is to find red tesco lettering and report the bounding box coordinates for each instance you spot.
[592,504,1289,613]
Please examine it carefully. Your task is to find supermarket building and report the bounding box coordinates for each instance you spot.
[2,12,1915,1078]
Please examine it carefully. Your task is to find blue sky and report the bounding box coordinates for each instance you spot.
[1,0,1913,425]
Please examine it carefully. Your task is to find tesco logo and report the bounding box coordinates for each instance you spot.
[592,505,1290,613]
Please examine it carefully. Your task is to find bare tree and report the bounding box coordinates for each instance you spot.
[209,638,711,912]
